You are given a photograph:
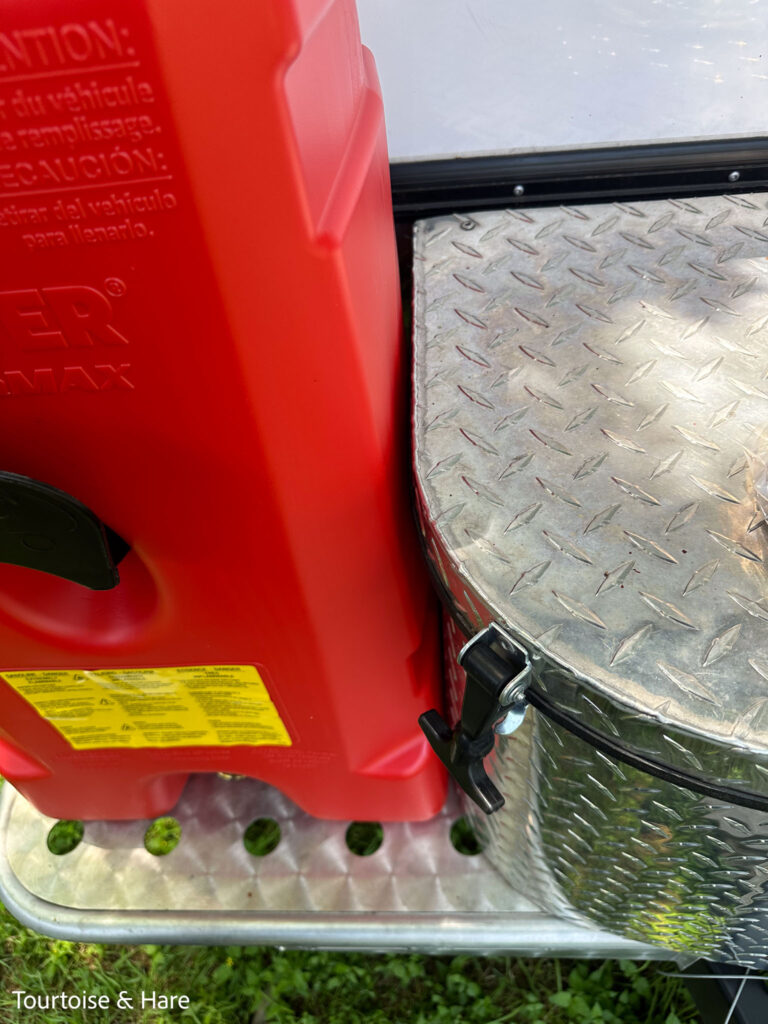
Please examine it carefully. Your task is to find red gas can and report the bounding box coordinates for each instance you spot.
[0,0,446,821]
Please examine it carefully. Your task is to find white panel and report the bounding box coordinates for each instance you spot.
[357,0,768,160]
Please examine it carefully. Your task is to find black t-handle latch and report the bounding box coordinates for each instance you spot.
[419,624,530,815]
[0,471,129,590]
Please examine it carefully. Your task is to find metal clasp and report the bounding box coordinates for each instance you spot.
[419,623,531,815]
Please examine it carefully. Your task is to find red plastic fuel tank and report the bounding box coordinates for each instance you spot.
[0,0,446,820]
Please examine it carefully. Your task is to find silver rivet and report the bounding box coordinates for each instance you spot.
[728,170,741,183]
[513,184,525,197]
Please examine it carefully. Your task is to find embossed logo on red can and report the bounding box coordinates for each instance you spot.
[0,284,132,395]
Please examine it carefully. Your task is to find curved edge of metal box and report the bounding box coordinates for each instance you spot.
[0,785,664,955]
[423,550,768,813]
[414,498,768,807]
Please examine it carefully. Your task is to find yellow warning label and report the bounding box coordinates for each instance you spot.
[0,665,292,750]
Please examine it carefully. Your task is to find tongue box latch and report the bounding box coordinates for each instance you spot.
[419,624,530,815]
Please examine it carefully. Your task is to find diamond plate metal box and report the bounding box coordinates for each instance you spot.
[413,195,768,966]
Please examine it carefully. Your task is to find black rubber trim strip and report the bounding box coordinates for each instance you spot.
[523,685,768,813]
[419,549,768,812]
[391,136,768,217]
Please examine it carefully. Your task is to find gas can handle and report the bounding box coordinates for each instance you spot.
[0,471,128,590]
[418,624,530,815]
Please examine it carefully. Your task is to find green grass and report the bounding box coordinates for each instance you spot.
[143,817,182,857]
[0,901,699,1024]
[45,820,84,856]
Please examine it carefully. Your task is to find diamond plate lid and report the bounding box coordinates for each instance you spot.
[413,195,768,762]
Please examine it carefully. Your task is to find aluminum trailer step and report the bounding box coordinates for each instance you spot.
[0,775,661,954]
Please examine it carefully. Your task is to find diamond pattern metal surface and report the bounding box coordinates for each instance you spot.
[4,775,516,914]
[443,621,768,968]
[417,195,768,966]
[0,776,662,955]
[414,194,768,762]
